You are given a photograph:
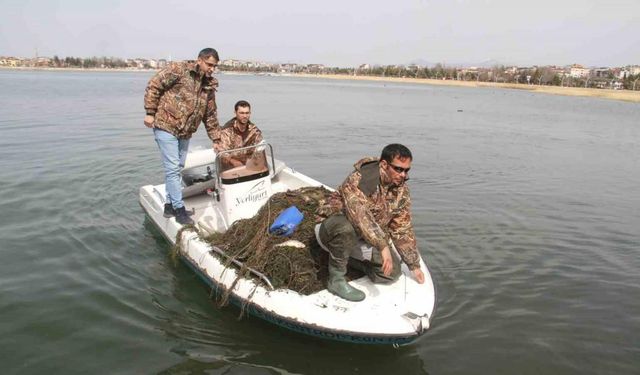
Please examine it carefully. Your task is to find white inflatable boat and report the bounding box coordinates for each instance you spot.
[139,144,436,345]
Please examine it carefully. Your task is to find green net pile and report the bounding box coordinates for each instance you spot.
[202,186,333,299]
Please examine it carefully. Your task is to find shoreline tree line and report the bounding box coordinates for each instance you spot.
[11,55,640,91]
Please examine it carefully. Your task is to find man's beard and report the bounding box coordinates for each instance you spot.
[393,178,406,187]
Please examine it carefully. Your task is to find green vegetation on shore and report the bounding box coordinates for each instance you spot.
[3,54,639,93]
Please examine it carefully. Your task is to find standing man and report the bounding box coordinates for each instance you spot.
[144,48,220,225]
[317,144,426,302]
[213,100,263,168]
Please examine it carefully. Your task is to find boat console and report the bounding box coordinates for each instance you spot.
[176,143,276,232]
[214,143,274,225]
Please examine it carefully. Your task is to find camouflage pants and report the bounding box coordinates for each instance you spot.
[318,214,401,283]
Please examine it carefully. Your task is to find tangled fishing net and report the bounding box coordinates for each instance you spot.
[201,186,333,302]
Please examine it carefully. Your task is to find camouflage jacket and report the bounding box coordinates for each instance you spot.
[144,61,220,140]
[213,117,263,153]
[318,157,421,269]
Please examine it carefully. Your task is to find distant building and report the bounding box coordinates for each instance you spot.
[460,66,479,76]
[278,63,299,73]
[617,68,636,79]
[131,58,149,69]
[306,64,325,73]
[35,57,52,67]
[570,64,590,78]
[0,57,22,67]
[592,67,611,78]
[504,66,518,74]
[550,66,568,76]
[221,59,243,67]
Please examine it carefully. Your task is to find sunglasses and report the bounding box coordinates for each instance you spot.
[389,163,410,174]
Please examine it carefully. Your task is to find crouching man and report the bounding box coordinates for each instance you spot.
[317,144,425,302]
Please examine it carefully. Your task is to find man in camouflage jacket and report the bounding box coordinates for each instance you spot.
[213,100,263,169]
[317,143,425,301]
[143,48,220,225]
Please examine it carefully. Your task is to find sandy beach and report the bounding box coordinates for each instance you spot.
[294,73,640,103]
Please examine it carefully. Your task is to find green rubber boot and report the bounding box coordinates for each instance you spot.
[327,265,366,302]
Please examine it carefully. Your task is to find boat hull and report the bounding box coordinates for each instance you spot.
[139,154,436,345]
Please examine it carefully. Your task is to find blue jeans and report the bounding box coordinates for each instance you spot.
[154,129,189,209]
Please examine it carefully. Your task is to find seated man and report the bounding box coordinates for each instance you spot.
[317,144,426,302]
[213,100,264,169]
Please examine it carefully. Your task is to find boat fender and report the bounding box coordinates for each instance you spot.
[269,206,304,236]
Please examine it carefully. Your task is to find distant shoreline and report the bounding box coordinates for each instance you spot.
[2,66,639,103]
[0,66,154,73]
[293,73,640,103]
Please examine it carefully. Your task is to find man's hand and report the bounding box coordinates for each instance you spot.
[380,246,393,276]
[412,268,425,284]
[144,115,155,128]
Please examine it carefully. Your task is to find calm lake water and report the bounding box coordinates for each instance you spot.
[0,69,639,374]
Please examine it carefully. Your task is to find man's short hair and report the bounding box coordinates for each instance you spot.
[234,100,251,111]
[198,48,219,61]
[381,143,412,162]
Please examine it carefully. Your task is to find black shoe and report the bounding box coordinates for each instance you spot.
[165,204,194,218]
[163,203,175,218]
[175,206,195,225]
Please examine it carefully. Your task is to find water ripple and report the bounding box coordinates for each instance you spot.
[2,71,640,374]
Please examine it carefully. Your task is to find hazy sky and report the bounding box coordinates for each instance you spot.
[1,0,638,67]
